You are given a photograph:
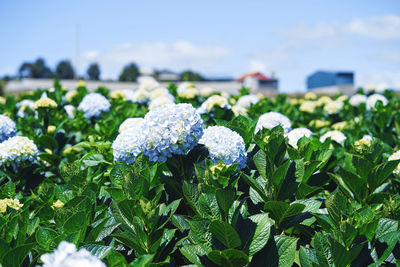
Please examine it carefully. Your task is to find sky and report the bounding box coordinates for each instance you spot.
[1,0,400,92]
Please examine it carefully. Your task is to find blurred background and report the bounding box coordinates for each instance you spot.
[1,0,399,94]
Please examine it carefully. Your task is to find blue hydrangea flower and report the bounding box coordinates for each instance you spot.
[0,136,38,168]
[141,103,203,162]
[199,126,247,169]
[0,115,17,143]
[112,126,145,164]
[77,93,111,119]
[255,112,291,134]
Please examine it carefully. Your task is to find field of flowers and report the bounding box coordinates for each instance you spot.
[0,77,400,266]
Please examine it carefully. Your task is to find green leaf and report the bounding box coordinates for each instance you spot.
[248,214,272,256]
[325,189,347,224]
[209,220,241,248]
[299,246,317,267]
[208,249,249,267]
[3,243,35,267]
[110,162,131,187]
[274,236,297,267]
[253,149,267,180]
[264,201,305,224]
[216,189,236,220]
[36,227,58,249]
[129,254,154,267]
[64,211,87,233]
[180,244,210,266]
[272,160,291,190]
[375,218,398,240]
[368,160,400,192]
[81,244,113,259]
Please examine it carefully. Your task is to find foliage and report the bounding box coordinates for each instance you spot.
[1,83,400,266]
[119,63,140,82]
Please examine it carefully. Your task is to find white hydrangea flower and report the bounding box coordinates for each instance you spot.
[300,101,316,113]
[236,94,260,108]
[128,89,150,104]
[320,130,346,145]
[199,126,247,169]
[366,94,388,110]
[200,87,214,97]
[137,76,160,91]
[149,95,175,109]
[349,94,367,107]
[113,125,145,164]
[0,115,17,143]
[255,112,291,134]
[77,93,111,120]
[197,95,230,114]
[64,105,75,119]
[0,136,38,167]
[287,128,312,148]
[118,118,144,133]
[177,82,195,94]
[16,99,35,117]
[141,103,203,162]
[40,241,105,267]
[324,100,343,114]
[232,105,248,116]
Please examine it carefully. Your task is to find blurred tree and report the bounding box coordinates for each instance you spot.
[18,58,53,78]
[55,60,75,79]
[87,63,101,80]
[180,70,205,81]
[119,63,140,82]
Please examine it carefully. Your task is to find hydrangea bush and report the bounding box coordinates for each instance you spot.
[0,83,400,266]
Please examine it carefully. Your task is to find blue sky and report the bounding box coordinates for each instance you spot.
[1,0,400,92]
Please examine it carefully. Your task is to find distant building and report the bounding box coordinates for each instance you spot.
[237,72,278,95]
[156,70,181,82]
[307,71,355,95]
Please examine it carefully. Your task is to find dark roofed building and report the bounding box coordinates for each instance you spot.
[306,70,355,95]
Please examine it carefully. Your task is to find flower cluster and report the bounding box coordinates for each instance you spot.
[349,94,367,107]
[0,136,38,167]
[118,117,144,133]
[324,100,343,114]
[34,97,57,109]
[255,112,291,134]
[113,103,203,163]
[366,94,388,110]
[0,115,17,143]
[287,128,312,148]
[113,125,145,164]
[197,95,230,114]
[320,130,346,145]
[16,99,35,117]
[300,100,317,113]
[40,241,105,267]
[354,135,373,153]
[78,93,111,120]
[64,105,75,119]
[199,126,247,169]
[236,94,260,108]
[0,198,23,213]
[142,103,203,161]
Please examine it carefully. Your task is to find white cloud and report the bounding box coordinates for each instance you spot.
[81,40,230,79]
[346,14,400,39]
